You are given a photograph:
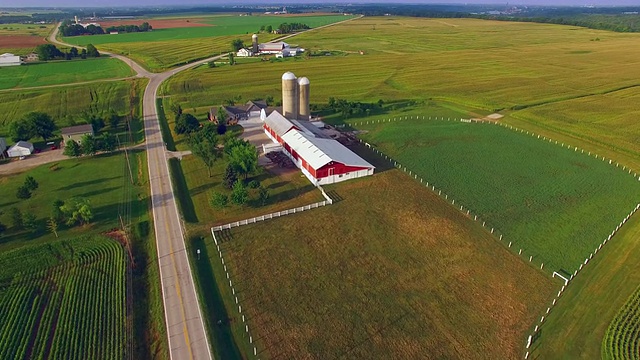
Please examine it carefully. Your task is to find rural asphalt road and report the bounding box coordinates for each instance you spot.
[46,16,362,359]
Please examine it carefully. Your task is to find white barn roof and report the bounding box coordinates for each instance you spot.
[282,129,374,170]
[264,111,296,137]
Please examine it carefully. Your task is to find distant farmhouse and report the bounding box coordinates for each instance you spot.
[261,72,374,185]
[0,53,22,67]
[210,100,268,124]
[236,34,304,58]
[61,124,94,146]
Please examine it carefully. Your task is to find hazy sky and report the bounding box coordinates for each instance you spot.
[3,0,640,8]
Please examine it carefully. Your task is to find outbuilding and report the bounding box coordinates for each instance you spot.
[263,111,299,144]
[236,48,253,57]
[0,53,22,67]
[7,141,34,158]
[281,129,374,185]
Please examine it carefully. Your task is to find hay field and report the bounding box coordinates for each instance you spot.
[0,78,146,136]
[0,58,134,90]
[357,118,640,273]
[208,170,555,359]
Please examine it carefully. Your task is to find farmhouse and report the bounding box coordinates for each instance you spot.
[61,124,94,145]
[210,100,268,124]
[236,48,253,57]
[262,72,374,185]
[0,53,22,67]
[7,141,34,158]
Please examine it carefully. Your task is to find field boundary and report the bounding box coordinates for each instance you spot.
[351,114,640,358]
[211,186,333,232]
[210,229,260,359]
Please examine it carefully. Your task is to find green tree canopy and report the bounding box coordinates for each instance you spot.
[231,38,245,51]
[231,180,248,205]
[24,176,38,191]
[80,134,98,156]
[228,141,258,179]
[25,112,56,141]
[189,131,219,177]
[8,119,34,142]
[99,133,118,153]
[61,197,93,226]
[174,113,200,135]
[16,186,31,200]
[209,192,229,211]
[86,43,100,57]
[63,140,82,157]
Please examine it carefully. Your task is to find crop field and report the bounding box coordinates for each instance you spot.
[0,23,51,54]
[0,236,126,359]
[205,169,555,359]
[0,58,134,90]
[603,285,640,360]
[0,78,146,138]
[61,15,354,72]
[357,118,640,273]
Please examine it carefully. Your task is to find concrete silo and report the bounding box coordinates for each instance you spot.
[282,72,299,119]
[252,34,258,53]
[297,77,310,120]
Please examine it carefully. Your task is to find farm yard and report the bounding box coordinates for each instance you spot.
[203,169,556,359]
[61,15,355,72]
[0,236,126,359]
[0,58,134,90]
[356,118,640,273]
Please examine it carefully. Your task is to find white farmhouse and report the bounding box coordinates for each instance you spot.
[7,141,34,158]
[236,48,253,57]
[0,53,22,67]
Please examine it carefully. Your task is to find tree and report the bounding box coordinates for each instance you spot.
[52,200,64,221]
[25,112,56,142]
[63,140,82,157]
[80,134,98,156]
[217,123,227,135]
[23,213,38,231]
[228,141,258,179]
[200,122,218,143]
[169,103,182,117]
[189,132,219,177]
[61,197,93,226]
[0,221,6,237]
[231,38,245,51]
[35,44,63,61]
[223,164,238,189]
[47,217,59,238]
[16,186,31,200]
[231,180,248,205]
[8,119,34,142]
[89,115,105,132]
[86,43,100,57]
[174,113,200,135]
[70,47,79,58]
[209,192,229,212]
[208,61,216,68]
[99,133,118,152]
[228,52,235,66]
[258,186,269,206]
[266,25,273,33]
[10,207,23,229]
[24,176,38,191]
[108,112,121,129]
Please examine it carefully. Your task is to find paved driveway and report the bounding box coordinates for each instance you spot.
[239,115,270,150]
[0,149,65,175]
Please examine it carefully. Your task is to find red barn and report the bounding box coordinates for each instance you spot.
[263,111,298,144]
[281,129,374,185]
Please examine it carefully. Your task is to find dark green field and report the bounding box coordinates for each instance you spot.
[0,236,126,359]
[357,118,640,273]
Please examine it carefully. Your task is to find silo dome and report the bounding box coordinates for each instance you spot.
[297,77,310,85]
[282,72,297,81]
[252,33,258,39]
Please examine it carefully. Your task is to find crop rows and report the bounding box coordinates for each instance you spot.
[603,286,640,360]
[0,237,127,359]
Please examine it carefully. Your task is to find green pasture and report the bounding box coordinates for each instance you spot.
[62,15,355,46]
[0,236,126,359]
[200,169,555,359]
[0,58,134,90]
[0,23,51,36]
[357,118,640,273]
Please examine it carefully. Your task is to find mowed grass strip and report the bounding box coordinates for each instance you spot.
[0,236,126,360]
[358,118,640,273]
[211,170,555,359]
[0,58,134,90]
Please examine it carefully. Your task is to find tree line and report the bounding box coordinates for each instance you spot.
[60,21,152,37]
[35,44,99,61]
[326,97,384,119]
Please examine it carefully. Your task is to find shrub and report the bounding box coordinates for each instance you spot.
[248,179,260,189]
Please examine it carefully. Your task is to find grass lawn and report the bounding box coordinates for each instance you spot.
[0,150,167,358]
[532,213,640,359]
[201,169,555,359]
[357,118,640,273]
[0,57,134,90]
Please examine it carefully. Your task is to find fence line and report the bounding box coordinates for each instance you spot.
[211,186,333,232]
[211,230,260,359]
